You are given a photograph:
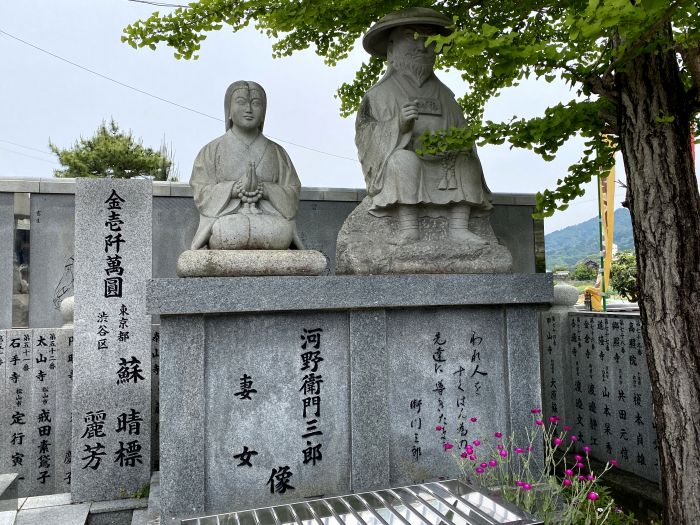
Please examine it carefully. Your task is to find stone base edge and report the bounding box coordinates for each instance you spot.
[176,250,327,277]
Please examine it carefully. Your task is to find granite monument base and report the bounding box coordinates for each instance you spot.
[176,250,327,277]
[147,273,552,523]
[336,198,513,274]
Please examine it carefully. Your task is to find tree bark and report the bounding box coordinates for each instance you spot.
[616,27,700,524]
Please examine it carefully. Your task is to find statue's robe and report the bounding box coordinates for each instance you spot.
[355,68,493,217]
[190,129,301,249]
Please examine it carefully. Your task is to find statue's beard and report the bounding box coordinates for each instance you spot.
[390,56,435,86]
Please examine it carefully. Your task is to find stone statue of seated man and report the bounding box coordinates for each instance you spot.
[190,80,301,250]
[335,8,513,274]
[356,8,493,245]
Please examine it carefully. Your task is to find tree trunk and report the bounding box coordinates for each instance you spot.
[616,28,700,524]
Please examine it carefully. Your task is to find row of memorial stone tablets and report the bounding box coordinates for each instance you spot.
[565,313,659,483]
[0,328,73,496]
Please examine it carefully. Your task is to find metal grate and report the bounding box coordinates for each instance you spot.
[181,480,543,525]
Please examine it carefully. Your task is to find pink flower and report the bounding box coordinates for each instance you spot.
[470,417,478,423]
[610,459,619,467]
[522,483,532,491]
[578,475,586,481]
[499,450,508,458]
[473,440,481,446]
[565,469,574,477]
[553,438,562,446]
[549,416,559,423]
[435,425,443,431]
[531,409,541,414]
[583,446,591,454]
[527,446,533,452]
[469,454,477,461]
[515,480,524,487]
[488,460,497,467]
[576,462,585,469]
[515,448,525,454]
[475,467,484,474]
[535,420,543,426]
[575,455,582,461]
[494,432,502,438]
[466,445,474,454]
[497,444,504,450]
[563,425,572,431]
[444,442,453,450]
[460,452,468,459]
[562,479,572,487]
[587,474,595,481]
[570,435,578,442]
[587,491,599,501]
[480,462,488,468]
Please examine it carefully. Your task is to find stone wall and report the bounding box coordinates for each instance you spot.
[541,309,659,483]
[0,179,544,328]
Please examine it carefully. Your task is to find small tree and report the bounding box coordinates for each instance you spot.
[610,251,639,302]
[571,262,598,281]
[49,119,175,180]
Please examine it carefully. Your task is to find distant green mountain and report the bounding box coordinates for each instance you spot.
[545,208,634,270]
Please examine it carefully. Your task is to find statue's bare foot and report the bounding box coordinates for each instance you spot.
[449,228,487,245]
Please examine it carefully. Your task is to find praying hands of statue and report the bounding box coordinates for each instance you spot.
[399,100,419,134]
[235,161,264,214]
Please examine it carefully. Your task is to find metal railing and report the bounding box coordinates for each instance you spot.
[181,480,542,525]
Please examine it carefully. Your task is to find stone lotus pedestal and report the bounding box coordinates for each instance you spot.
[336,198,513,275]
[147,272,552,523]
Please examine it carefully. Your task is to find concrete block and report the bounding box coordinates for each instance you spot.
[0,473,18,512]
[0,194,13,329]
[349,310,389,492]
[168,184,192,197]
[38,179,75,194]
[0,180,40,194]
[28,193,75,329]
[14,502,90,525]
[151,183,170,197]
[21,493,71,510]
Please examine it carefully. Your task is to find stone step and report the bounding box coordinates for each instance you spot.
[0,474,18,514]
[14,503,90,525]
[131,509,148,525]
[0,510,17,525]
[21,493,72,511]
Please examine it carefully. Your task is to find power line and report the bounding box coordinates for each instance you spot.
[0,146,60,165]
[0,139,54,157]
[0,28,359,163]
[126,0,190,7]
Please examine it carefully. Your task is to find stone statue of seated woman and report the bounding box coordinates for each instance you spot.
[178,81,326,277]
[190,80,301,250]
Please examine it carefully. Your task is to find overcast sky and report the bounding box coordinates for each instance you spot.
[1,0,697,234]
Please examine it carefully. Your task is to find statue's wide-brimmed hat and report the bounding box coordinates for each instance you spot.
[362,7,453,58]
